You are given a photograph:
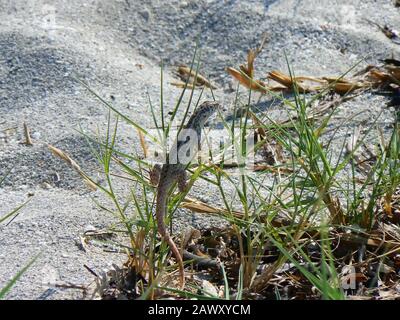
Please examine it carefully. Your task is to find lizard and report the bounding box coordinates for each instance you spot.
[150,101,221,288]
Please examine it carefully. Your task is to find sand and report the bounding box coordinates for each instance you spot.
[0,0,399,299]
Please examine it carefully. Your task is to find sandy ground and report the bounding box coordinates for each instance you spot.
[0,0,399,299]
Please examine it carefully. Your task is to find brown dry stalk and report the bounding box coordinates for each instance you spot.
[180,196,243,218]
[322,77,366,95]
[239,32,268,79]
[181,197,303,228]
[227,47,389,96]
[170,81,196,89]
[22,122,33,146]
[340,232,400,251]
[253,164,293,174]
[48,144,97,191]
[137,128,149,158]
[176,65,217,89]
[226,67,269,93]
[210,160,292,174]
[267,70,314,93]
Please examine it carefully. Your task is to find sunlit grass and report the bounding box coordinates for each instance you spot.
[77,51,400,300]
[0,170,36,299]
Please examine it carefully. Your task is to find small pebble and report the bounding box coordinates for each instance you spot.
[31,131,41,140]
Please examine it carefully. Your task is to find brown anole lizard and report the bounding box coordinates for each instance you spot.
[150,101,220,288]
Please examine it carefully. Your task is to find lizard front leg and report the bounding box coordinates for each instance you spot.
[149,163,162,186]
[177,169,189,193]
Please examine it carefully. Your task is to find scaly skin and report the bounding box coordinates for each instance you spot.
[152,101,220,288]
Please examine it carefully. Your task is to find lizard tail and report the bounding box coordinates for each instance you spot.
[156,186,185,289]
[163,231,185,289]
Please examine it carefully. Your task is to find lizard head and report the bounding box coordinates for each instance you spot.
[174,101,221,165]
[189,101,221,127]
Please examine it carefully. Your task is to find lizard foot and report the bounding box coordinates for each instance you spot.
[177,169,189,193]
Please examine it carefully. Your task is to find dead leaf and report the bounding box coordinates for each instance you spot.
[227,67,268,93]
[268,70,313,93]
[177,65,217,89]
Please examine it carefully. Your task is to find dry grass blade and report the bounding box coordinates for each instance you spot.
[255,32,269,56]
[247,110,267,140]
[181,196,243,218]
[170,81,196,89]
[22,122,33,146]
[137,128,149,158]
[209,159,292,174]
[23,122,33,145]
[229,55,400,97]
[48,144,97,191]
[176,65,217,89]
[278,93,352,126]
[340,232,400,251]
[253,164,292,174]
[322,77,367,94]
[227,67,268,93]
[268,70,313,93]
[367,68,391,85]
[227,35,274,94]
[239,33,268,79]
[239,50,255,78]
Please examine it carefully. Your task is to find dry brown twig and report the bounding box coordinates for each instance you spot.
[226,39,396,96]
[48,144,97,191]
[172,65,217,89]
[21,122,33,146]
[136,128,149,158]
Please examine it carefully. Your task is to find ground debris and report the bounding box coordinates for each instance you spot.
[172,65,217,89]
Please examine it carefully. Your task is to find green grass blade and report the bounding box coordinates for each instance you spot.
[0,253,40,299]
